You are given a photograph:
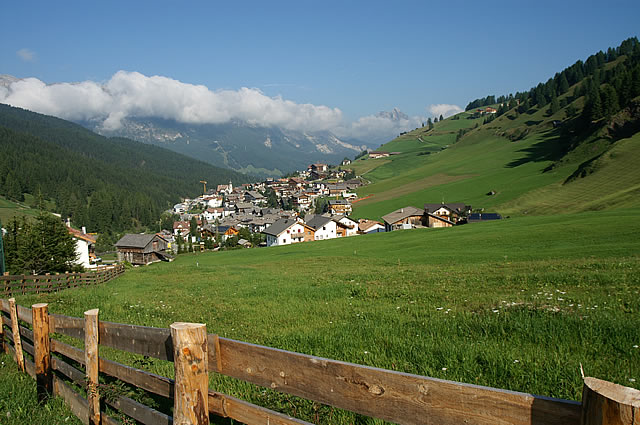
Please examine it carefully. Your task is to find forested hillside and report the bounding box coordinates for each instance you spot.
[0,104,254,236]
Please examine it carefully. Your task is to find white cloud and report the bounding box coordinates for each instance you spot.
[428,103,463,118]
[0,71,343,133]
[17,48,36,62]
[0,71,432,143]
[333,112,424,144]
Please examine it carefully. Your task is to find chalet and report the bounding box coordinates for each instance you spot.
[306,215,337,241]
[423,213,455,228]
[288,177,306,188]
[309,163,328,172]
[293,193,312,210]
[423,203,471,224]
[263,218,313,247]
[173,221,190,237]
[327,183,349,197]
[382,206,424,232]
[328,199,352,215]
[331,215,358,237]
[244,191,266,204]
[486,107,497,114]
[67,226,97,269]
[358,219,385,234]
[341,158,352,166]
[115,234,171,265]
[369,151,390,159]
[203,208,224,221]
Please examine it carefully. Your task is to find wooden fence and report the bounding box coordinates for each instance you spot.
[0,299,638,425]
[1,264,125,296]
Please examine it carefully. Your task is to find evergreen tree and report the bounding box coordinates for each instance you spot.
[427,118,434,130]
[439,114,444,122]
[548,96,560,115]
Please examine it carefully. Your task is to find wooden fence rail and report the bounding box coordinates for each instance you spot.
[1,299,638,425]
[0,265,125,296]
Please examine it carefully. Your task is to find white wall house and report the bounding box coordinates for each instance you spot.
[263,218,306,247]
[306,215,337,241]
[67,226,96,269]
[333,216,359,236]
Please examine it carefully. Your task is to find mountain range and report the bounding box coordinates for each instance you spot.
[84,117,373,177]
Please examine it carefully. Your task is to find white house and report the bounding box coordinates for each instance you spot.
[67,226,96,269]
[332,215,358,237]
[262,218,309,247]
[306,215,337,241]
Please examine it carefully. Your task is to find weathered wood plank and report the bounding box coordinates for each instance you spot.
[99,356,173,398]
[172,322,209,425]
[208,390,313,425]
[51,314,84,339]
[19,324,34,342]
[211,337,582,425]
[98,320,173,360]
[22,339,34,356]
[16,304,33,325]
[24,356,36,379]
[51,338,85,365]
[52,355,85,385]
[53,375,89,424]
[106,394,172,425]
[581,377,640,425]
[85,309,100,425]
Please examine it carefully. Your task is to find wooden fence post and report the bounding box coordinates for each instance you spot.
[32,303,52,402]
[171,322,209,425]
[581,377,640,425]
[85,308,100,425]
[8,298,24,371]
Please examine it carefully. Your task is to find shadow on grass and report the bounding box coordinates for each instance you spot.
[506,127,569,168]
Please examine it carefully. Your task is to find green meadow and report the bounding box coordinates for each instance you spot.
[10,211,640,424]
[351,102,640,222]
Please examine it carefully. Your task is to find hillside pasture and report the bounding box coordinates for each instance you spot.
[11,211,640,424]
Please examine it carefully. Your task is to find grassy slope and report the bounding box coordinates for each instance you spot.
[9,211,640,424]
[350,95,640,221]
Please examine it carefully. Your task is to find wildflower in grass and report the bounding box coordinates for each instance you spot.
[630,378,636,382]
[514,359,520,363]
[436,307,443,310]
[442,367,447,371]
[633,345,639,348]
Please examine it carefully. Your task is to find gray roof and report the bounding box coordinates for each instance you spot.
[381,206,423,225]
[328,199,350,205]
[306,215,333,230]
[262,218,298,237]
[115,234,165,253]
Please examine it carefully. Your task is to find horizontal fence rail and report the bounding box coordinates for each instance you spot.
[0,265,124,296]
[1,299,638,425]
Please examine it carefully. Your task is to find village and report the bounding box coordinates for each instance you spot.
[106,161,501,266]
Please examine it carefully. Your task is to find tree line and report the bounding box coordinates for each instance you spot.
[464,37,640,123]
[0,104,255,244]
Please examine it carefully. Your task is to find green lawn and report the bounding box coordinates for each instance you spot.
[7,210,640,424]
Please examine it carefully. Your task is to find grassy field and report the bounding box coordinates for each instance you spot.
[6,210,640,424]
[0,353,82,425]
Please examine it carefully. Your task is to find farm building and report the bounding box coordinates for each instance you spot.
[423,203,471,224]
[382,206,424,232]
[115,234,171,265]
[67,226,97,269]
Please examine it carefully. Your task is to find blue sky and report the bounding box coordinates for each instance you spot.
[1,0,639,139]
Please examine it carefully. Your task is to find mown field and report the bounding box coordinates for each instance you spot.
[7,210,640,424]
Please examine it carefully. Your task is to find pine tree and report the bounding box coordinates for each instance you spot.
[439,114,444,122]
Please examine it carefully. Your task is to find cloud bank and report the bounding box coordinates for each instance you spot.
[0,71,446,142]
